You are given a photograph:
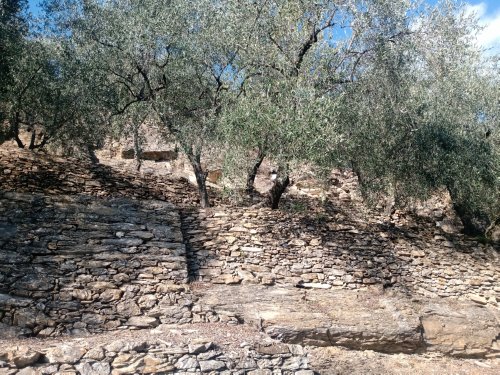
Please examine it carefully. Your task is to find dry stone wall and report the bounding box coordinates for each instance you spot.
[0,338,314,375]
[1,146,499,342]
[182,207,499,304]
[0,191,191,337]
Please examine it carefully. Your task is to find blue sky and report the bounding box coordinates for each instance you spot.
[27,0,500,48]
[462,1,500,49]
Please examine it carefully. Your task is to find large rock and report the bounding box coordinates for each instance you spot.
[197,285,500,357]
[125,316,159,328]
[12,349,41,369]
[421,301,500,358]
[12,308,52,329]
[104,340,147,353]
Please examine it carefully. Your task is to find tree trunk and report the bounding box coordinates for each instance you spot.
[447,186,486,236]
[12,113,24,148]
[268,174,290,209]
[187,152,210,208]
[28,129,36,150]
[246,149,265,195]
[133,125,142,172]
[87,145,99,164]
[485,217,500,241]
[452,202,484,236]
[3,112,25,147]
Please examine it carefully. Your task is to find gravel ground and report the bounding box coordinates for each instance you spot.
[309,346,500,375]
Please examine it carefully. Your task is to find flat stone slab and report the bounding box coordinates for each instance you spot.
[196,285,500,358]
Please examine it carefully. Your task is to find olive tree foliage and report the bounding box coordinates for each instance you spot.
[0,35,97,150]
[152,0,246,207]
[218,0,499,234]
[330,2,499,235]
[45,0,246,207]
[42,0,179,158]
[219,0,420,207]
[0,0,27,141]
[0,0,109,153]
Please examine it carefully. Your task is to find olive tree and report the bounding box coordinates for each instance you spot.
[0,37,94,150]
[46,0,246,207]
[332,1,499,235]
[219,0,418,208]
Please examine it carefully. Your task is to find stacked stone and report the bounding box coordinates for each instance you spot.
[0,340,314,375]
[0,147,197,205]
[0,191,191,337]
[182,207,499,303]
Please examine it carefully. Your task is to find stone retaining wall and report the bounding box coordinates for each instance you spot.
[0,338,313,374]
[183,208,499,303]
[0,192,191,337]
[1,147,499,340]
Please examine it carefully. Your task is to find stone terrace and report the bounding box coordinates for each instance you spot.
[0,146,499,374]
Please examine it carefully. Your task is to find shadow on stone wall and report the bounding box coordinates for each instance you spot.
[180,193,499,300]
[1,148,498,339]
[0,191,191,338]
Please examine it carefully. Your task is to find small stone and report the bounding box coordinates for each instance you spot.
[468,278,484,286]
[88,282,116,292]
[75,362,110,375]
[116,301,141,317]
[71,289,92,301]
[199,360,226,372]
[212,274,242,285]
[104,340,147,353]
[125,316,159,328]
[189,342,213,354]
[229,226,248,232]
[301,283,331,289]
[44,345,86,364]
[175,355,199,370]
[236,357,257,369]
[240,246,262,252]
[470,295,488,305]
[129,231,154,239]
[143,355,173,373]
[260,276,275,285]
[411,250,425,257]
[289,239,306,247]
[138,294,158,309]
[83,347,105,361]
[226,236,237,244]
[282,356,307,370]
[255,344,289,355]
[247,370,272,375]
[309,238,321,246]
[112,357,144,374]
[100,289,123,302]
